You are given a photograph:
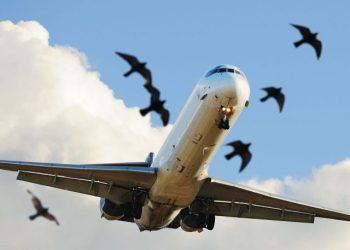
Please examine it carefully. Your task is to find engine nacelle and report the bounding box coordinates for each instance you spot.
[100,198,130,220]
[179,208,215,232]
[100,198,143,221]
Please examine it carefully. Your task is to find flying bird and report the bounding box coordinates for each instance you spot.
[140,83,170,126]
[27,190,59,226]
[260,87,285,112]
[115,51,152,85]
[291,24,322,59]
[225,140,252,173]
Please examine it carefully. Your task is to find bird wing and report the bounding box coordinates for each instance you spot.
[139,68,152,85]
[261,87,276,93]
[151,87,160,101]
[196,178,350,223]
[159,108,170,126]
[43,212,59,225]
[144,84,160,101]
[239,150,252,173]
[31,196,44,211]
[261,87,285,112]
[291,24,311,37]
[115,52,140,67]
[225,142,239,160]
[275,92,285,112]
[143,83,156,94]
[226,140,242,148]
[143,83,160,103]
[311,39,322,59]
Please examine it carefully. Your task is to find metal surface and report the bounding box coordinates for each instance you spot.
[0,160,157,189]
[198,178,350,222]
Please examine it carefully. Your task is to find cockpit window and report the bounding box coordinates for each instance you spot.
[205,69,217,77]
[205,67,237,77]
[205,66,222,77]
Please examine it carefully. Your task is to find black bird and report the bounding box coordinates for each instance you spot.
[27,190,59,225]
[291,24,322,59]
[140,83,170,126]
[260,87,285,112]
[115,52,152,85]
[225,140,252,173]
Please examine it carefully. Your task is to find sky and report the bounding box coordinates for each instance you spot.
[0,1,350,249]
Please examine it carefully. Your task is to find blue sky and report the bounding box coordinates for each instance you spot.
[1,0,349,182]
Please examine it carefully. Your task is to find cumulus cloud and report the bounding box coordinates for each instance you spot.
[0,19,171,249]
[0,20,171,163]
[1,20,350,250]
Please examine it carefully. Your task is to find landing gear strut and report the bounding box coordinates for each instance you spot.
[218,116,230,130]
[217,105,233,130]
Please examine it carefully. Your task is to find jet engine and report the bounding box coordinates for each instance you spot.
[179,208,215,232]
[100,198,142,221]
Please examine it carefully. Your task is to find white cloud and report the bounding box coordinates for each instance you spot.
[1,20,350,250]
[0,19,171,249]
[0,20,171,163]
[240,177,285,194]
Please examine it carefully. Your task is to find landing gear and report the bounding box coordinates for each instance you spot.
[130,187,147,219]
[132,203,142,219]
[217,105,233,130]
[218,116,230,130]
[206,214,215,230]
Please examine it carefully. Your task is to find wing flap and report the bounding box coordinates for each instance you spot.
[192,200,314,223]
[17,171,133,204]
[0,160,157,189]
[198,178,350,222]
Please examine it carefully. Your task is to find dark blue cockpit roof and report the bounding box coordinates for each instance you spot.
[205,65,243,77]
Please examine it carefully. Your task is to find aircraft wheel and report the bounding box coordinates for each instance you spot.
[132,204,142,219]
[206,214,215,230]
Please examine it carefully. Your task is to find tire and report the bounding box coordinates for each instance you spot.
[206,214,215,230]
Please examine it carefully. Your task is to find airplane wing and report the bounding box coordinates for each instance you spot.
[0,160,157,204]
[194,178,350,223]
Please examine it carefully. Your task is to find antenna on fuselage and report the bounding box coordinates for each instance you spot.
[145,152,154,167]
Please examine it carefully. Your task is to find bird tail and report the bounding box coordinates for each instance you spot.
[140,107,152,116]
[29,214,39,220]
[294,40,303,48]
[260,96,269,102]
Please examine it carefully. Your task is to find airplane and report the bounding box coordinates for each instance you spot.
[1,64,350,232]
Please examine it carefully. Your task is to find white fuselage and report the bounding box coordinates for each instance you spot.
[137,65,250,230]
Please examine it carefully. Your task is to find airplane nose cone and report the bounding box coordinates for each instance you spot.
[216,76,250,109]
[200,65,250,108]
[234,75,250,108]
